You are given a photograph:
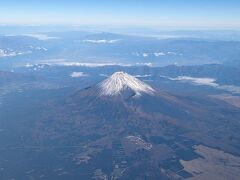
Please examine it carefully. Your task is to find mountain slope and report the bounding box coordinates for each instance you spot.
[31,71,240,179]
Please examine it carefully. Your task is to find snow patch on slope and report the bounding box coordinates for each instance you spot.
[98,71,155,96]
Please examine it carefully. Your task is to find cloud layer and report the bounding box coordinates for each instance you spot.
[168,76,240,94]
[70,72,88,78]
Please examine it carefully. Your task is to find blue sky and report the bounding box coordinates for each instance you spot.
[0,0,240,29]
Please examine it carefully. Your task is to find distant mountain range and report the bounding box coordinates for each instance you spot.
[1,31,240,70]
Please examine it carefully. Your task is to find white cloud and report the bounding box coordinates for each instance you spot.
[168,76,240,93]
[154,52,165,57]
[57,62,131,67]
[23,34,58,41]
[170,76,218,87]
[134,74,151,78]
[99,74,109,77]
[167,52,178,55]
[70,72,88,78]
[132,52,140,57]
[142,53,148,57]
[0,49,32,57]
[82,39,121,44]
[136,62,153,66]
[36,60,132,67]
[0,49,16,57]
[132,51,181,57]
[5,34,58,41]
[24,63,33,68]
[218,85,240,94]
[23,60,155,69]
[33,47,48,51]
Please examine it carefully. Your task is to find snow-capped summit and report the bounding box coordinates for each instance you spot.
[98,71,155,96]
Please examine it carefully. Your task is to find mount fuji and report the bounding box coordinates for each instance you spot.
[97,72,155,97]
[67,71,195,122]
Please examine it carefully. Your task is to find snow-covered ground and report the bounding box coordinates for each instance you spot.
[98,71,155,96]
